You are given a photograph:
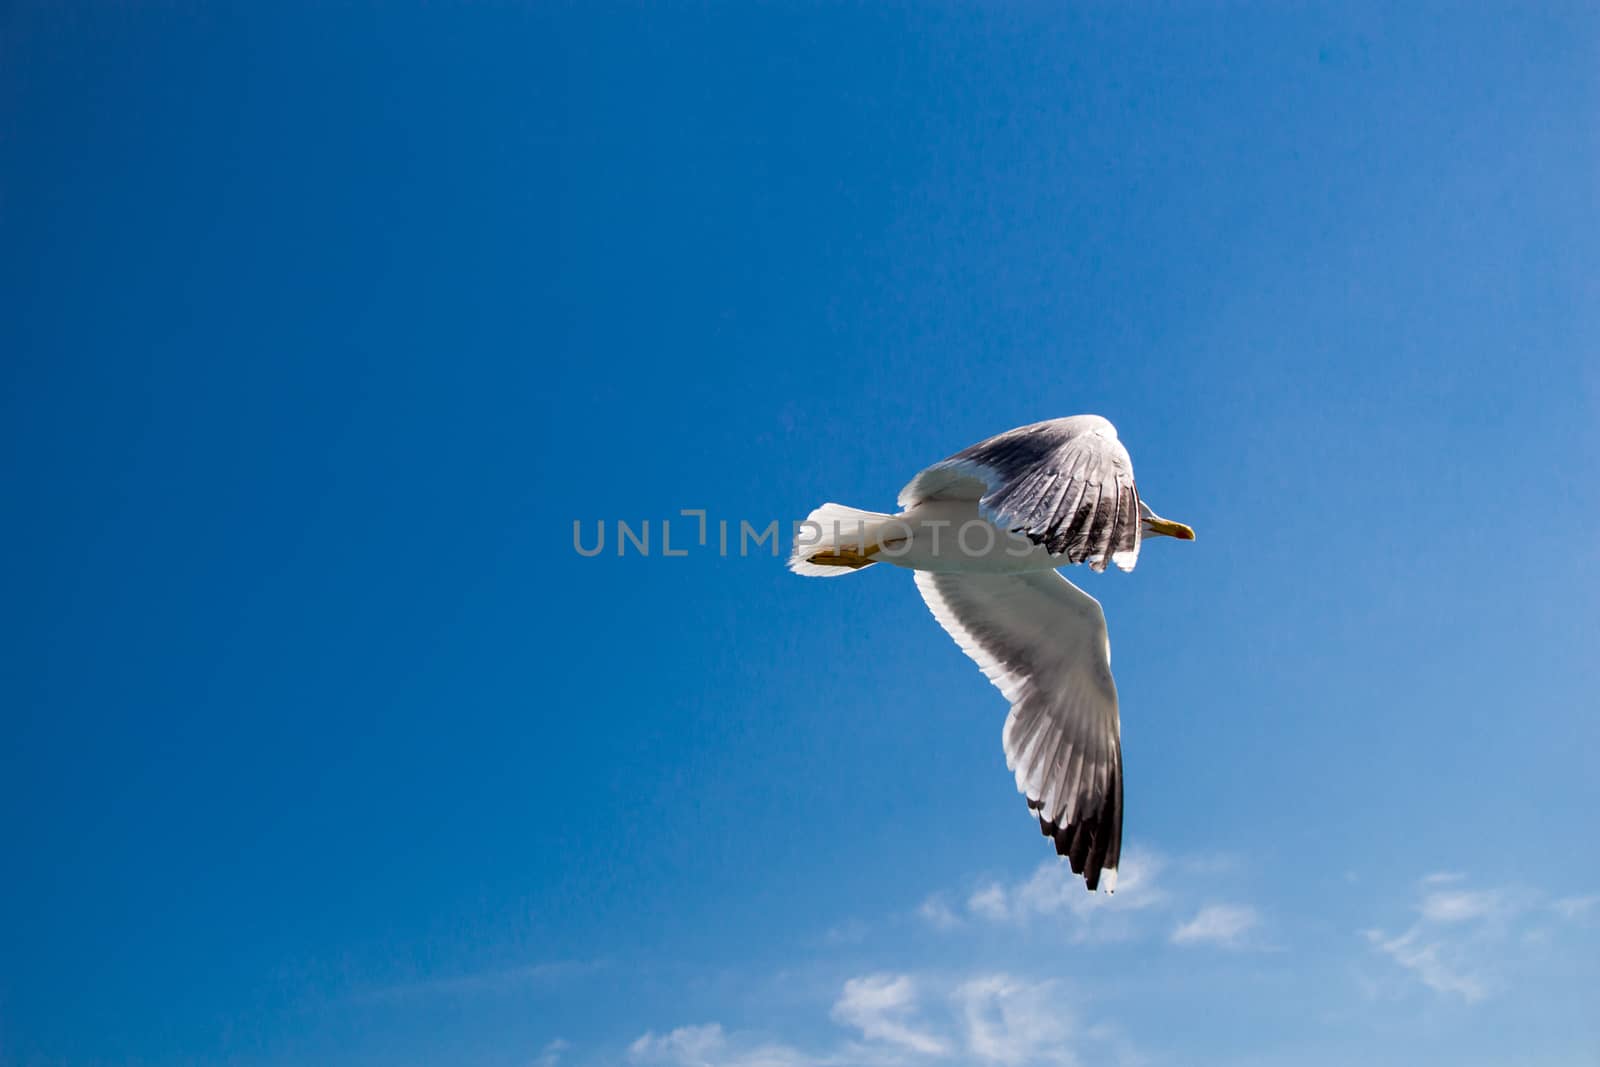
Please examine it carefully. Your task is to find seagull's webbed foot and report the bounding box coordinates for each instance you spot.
[806,543,882,569]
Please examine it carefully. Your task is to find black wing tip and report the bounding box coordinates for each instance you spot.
[1033,799,1123,894]
[1022,741,1124,894]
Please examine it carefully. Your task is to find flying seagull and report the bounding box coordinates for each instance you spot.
[789,416,1194,892]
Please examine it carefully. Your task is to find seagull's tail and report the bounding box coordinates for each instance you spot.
[788,502,896,578]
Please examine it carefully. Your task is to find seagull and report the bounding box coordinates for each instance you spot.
[789,416,1194,892]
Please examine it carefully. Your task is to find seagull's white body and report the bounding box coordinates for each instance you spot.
[789,415,1194,893]
[875,499,1059,574]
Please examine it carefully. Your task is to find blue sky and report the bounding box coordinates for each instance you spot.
[4,4,1598,1066]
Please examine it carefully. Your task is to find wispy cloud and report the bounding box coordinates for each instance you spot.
[1363,927,1489,1002]
[944,849,1167,941]
[628,970,1127,1067]
[606,859,1595,1067]
[1170,904,1259,948]
[1550,894,1598,921]
[628,1023,816,1067]
[924,847,1269,952]
[916,894,962,931]
[967,883,1011,922]
[912,848,1281,962]
[533,1038,569,1067]
[953,975,1074,1066]
[1420,871,1467,886]
[1417,888,1509,924]
[1364,873,1596,1002]
[831,974,947,1056]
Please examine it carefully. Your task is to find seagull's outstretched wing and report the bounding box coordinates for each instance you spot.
[914,569,1123,891]
[898,415,1142,572]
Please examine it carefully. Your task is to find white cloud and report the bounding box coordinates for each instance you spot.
[1418,888,1508,924]
[628,978,952,1067]
[831,974,948,1056]
[628,970,1132,1067]
[1362,875,1503,1002]
[1420,871,1466,886]
[1363,928,1488,1002]
[968,883,1010,922]
[1551,894,1598,921]
[533,1038,569,1067]
[630,1024,727,1063]
[628,1023,817,1067]
[958,850,1167,938]
[1170,904,1259,948]
[917,894,962,930]
[1363,873,1598,1002]
[953,975,1074,1066]
[612,858,1595,1067]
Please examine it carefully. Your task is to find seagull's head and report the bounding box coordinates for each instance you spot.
[1138,500,1195,542]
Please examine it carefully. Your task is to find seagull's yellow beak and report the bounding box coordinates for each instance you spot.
[1146,517,1196,541]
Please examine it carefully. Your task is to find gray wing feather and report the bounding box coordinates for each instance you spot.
[913,569,1123,892]
[898,415,1143,573]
